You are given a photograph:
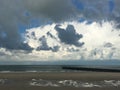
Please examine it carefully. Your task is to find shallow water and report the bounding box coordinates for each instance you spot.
[29,79,120,88]
[1,78,120,88]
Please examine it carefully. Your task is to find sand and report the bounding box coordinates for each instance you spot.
[0,72,120,90]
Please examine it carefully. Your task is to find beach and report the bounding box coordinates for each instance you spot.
[0,72,120,90]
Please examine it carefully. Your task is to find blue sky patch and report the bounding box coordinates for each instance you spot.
[108,0,115,12]
[72,0,84,10]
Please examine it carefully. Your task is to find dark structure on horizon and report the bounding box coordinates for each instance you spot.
[62,66,120,72]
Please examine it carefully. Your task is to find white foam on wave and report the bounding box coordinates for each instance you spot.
[104,80,120,86]
[81,82,101,88]
[58,80,79,87]
[30,79,59,87]
[0,79,7,85]
[26,71,38,73]
[0,71,12,73]
[29,79,120,88]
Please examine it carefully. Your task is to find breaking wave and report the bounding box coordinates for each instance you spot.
[0,79,7,85]
[29,79,120,88]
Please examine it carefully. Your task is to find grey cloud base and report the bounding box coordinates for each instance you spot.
[55,25,84,47]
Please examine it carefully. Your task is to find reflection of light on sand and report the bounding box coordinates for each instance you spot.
[29,79,120,88]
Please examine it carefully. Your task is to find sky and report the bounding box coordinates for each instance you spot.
[0,0,120,65]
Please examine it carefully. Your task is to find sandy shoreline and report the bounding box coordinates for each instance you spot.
[0,72,120,90]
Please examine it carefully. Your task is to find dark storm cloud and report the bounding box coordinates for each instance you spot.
[55,25,84,47]
[24,0,119,22]
[37,36,60,52]
[37,36,51,51]
[104,42,113,48]
[0,0,78,50]
[24,0,77,22]
[0,0,32,50]
[25,0,120,22]
[0,0,120,50]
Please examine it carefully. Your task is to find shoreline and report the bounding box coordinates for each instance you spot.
[0,72,120,90]
[0,72,120,81]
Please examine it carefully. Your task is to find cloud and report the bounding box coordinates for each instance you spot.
[0,0,32,50]
[24,0,78,22]
[0,0,78,50]
[0,0,120,51]
[24,0,120,22]
[21,21,120,61]
[0,21,120,62]
[37,36,51,51]
[37,34,60,51]
[55,24,84,47]
[104,42,113,48]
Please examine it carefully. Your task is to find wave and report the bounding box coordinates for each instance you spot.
[0,71,12,73]
[0,79,7,85]
[29,79,120,88]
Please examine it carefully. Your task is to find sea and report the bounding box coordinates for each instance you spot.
[0,65,120,88]
[0,65,120,72]
[0,65,119,72]
[0,65,64,72]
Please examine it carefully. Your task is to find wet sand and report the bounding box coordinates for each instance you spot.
[0,72,120,90]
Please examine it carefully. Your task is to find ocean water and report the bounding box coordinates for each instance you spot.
[0,65,63,72]
[0,65,120,88]
[0,65,120,72]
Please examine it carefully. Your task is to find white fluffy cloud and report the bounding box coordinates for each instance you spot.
[0,21,120,61]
